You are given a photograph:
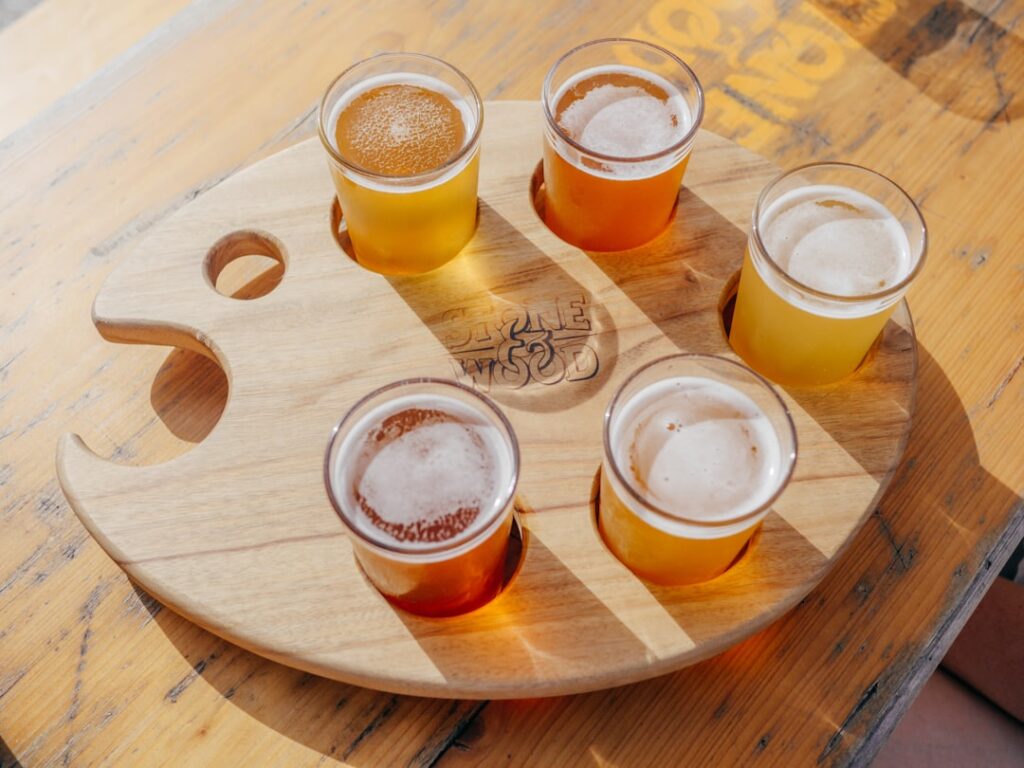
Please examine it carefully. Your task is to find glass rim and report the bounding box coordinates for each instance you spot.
[324,377,521,557]
[542,37,705,165]
[317,52,484,183]
[750,161,929,305]
[603,353,798,529]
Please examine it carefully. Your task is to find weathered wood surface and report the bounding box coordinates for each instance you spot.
[56,110,916,698]
[1,0,1022,765]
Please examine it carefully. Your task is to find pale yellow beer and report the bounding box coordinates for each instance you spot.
[730,163,927,385]
[318,54,483,276]
[599,355,797,586]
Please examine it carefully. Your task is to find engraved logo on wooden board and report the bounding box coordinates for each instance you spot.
[443,294,599,391]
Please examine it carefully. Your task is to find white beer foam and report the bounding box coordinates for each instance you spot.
[336,394,513,551]
[359,421,495,526]
[761,184,912,297]
[612,376,783,522]
[553,65,692,179]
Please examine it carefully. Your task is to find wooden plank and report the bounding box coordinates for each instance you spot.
[0,0,191,139]
[0,0,1021,765]
[0,0,41,31]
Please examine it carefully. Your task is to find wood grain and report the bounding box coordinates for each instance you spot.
[1,0,1022,765]
[55,104,915,698]
[0,0,191,138]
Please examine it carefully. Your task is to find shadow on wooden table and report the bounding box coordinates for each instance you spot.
[811,0,1023,121]
[387,201,619,413]
[0,735,25,768]
[135,584,476,765]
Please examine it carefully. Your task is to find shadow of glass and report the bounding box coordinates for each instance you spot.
[386,202,618,413]
[718,285,916,482]
[585,187,746,355]
[132,536,652,758]
[643,512,829,645]
[392,535,651,690]
[812,0,1022,121]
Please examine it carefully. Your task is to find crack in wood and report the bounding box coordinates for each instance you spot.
[818,680,879,762]
[873,510,916,572]
[422,701,489,767]
[165,652,218,703]
[341,695,400,761]
[0,669,27,701]
[0,543,46,596]
[987,355,1024,407]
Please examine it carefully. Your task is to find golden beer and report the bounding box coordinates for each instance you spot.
[325,379,519,617]
[730,164,927,385]
[318,54,483,275]
[542,39,703,251]
[599,355,796,586]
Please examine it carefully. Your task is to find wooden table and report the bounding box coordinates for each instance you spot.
[1,1,1022,765]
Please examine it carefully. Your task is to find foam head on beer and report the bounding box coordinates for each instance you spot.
[330,73,474,177]
[610,376,784,524]
[760,184,913,298]
[553,65,692,176]
[333,394,514,552]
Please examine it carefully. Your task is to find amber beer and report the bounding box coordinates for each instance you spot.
[318,54,483,275]
[542,39,704,251]
[599,355,797,585]
[325,379,519,617]
[730,163,927,385]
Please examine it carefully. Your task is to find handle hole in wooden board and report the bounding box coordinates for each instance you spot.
[205,231,286,300]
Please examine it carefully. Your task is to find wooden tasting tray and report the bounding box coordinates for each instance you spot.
[56,101,915,699]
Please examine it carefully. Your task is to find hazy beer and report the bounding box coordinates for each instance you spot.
[599,355,796,585]
[542,39,704,251]
[325,379,519,617]
[318,54,483,275]
[730,163,927,385]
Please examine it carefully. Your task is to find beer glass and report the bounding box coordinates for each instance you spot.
[730,163,927,385]
[542,38,704,251]
[325,379,519,617]
[599,354,797,585]
[318,54,483,275]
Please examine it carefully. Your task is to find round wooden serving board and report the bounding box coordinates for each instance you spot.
[56,101,916,699]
